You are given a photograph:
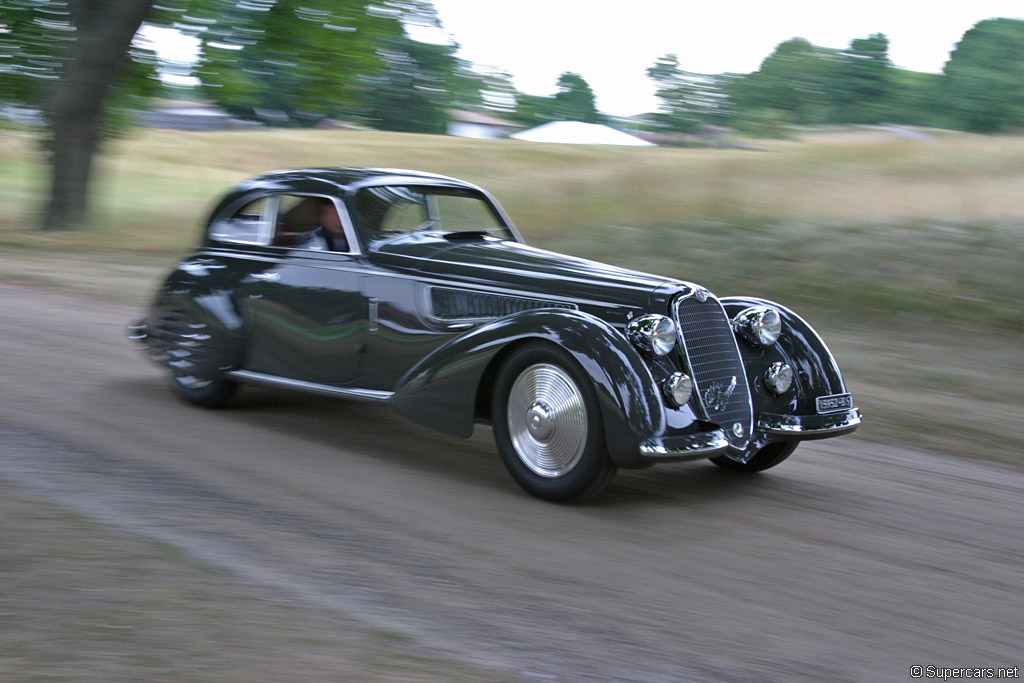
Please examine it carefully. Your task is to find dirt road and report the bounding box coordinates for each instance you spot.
[1,283,1020,682]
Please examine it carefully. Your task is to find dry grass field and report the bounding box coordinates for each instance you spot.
[1,125,1021,462]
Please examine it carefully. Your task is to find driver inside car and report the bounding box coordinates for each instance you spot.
[295,197,348,252]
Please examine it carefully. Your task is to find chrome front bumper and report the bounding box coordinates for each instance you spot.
[637,407,861,462]
[639,430,730,460]
[757,408,862,440]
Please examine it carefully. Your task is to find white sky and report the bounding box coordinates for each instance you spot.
[421,0,1024,115]
[143,1,1024,117]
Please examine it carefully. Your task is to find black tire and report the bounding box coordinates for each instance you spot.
[168,373,237,409]
[710,442,797,472]
[491,342,616,503]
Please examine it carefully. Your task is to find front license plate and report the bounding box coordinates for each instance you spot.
[816,393,853,414]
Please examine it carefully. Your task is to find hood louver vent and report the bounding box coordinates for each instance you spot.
[431,287,575,320]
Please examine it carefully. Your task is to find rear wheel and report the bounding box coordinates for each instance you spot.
[492,343,616,503]
[710,442,797,472]
[169,373,236,409]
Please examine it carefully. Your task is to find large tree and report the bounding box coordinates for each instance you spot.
[646,54,726,132]
[1,0,159,230]
[0,0,438,230]
[938,18,1024,132]
[513,71,601,126]
[729,38,836,126]
[829,33,893,124]
[360,35,482,133]
[193,0,437,125]
[551,72,600,123]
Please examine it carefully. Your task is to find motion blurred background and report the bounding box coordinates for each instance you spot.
[1,0,1021,457]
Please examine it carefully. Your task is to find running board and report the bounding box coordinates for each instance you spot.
[226,370,394,404]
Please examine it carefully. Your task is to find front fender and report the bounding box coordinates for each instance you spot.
[392,308,666,465]
[720,296,850,419]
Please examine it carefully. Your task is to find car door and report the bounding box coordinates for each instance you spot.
[240,193,367,387]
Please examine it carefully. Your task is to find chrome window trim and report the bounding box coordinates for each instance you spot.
[208,194,276,246]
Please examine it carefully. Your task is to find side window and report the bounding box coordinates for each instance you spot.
[380,194,429,234]
[273,194,317,246]
[433,194,503,232]
[273,194,350,253]
[355,186,428,240]
[209,197,270,245]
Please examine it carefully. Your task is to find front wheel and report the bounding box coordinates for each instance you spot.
[710,442,797,472]
[492,343,616,503]
[169,372,237,409]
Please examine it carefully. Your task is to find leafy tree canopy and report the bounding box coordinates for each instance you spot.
[361,35,484,133]
[646,54,727,132]
[184,0,438,125]
[513,71,600,126]
[939,18,1024,132]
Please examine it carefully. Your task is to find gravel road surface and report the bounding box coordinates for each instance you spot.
[1,283,1020,682]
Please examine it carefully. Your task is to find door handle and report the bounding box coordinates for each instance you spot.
[251,272,280,281]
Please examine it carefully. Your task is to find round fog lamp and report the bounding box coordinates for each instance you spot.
[627,314,677,356]
[664,372,693,407]
[764,362,794,395]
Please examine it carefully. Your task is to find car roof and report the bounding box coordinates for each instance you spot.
[234,167,480,195]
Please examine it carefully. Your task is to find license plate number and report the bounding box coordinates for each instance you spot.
[816,393,852,413]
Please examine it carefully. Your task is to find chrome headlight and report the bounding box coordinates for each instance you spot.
[627,314,676,356]
[764,362,794,395]
[733,306,782,347]
[663,372,693,407]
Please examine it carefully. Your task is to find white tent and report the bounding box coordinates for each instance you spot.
[510,121,655,146]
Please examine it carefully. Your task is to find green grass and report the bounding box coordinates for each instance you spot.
[1,125,1021,464]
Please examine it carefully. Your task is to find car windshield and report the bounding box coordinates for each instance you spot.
[354,185,512,242]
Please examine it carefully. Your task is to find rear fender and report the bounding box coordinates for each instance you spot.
[144,258,246,380]
[392,308,666,464]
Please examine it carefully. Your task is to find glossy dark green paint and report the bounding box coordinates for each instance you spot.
[138,168,858,468]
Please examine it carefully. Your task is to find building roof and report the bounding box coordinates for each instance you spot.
[447,110,522,128]
[510,121,656,146]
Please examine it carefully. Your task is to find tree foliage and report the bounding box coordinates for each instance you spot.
[830,33,893,124]
[513,71,600,126]
[189,0,431,125]
[938,18,1024,132]
[0,0,162,229]
[646,54,726,132]
[361,35,483,133]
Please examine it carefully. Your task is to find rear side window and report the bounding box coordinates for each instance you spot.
[209,197,271,245]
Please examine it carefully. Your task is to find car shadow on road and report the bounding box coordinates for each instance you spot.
[115,377,848,509]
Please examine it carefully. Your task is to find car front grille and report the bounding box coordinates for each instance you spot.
[673,293,753,451]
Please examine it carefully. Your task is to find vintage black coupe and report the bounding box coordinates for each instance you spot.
[131,168,860,502]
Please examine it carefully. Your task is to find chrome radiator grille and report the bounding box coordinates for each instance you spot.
[673,293,753,451]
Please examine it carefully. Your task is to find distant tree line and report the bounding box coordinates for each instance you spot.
[645,19,1024,137]
[0,0,1021,230]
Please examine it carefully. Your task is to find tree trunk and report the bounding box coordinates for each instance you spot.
[41,0,155,231]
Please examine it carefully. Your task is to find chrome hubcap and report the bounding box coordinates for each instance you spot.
[526,402,556,441]
[507,363,587,478]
